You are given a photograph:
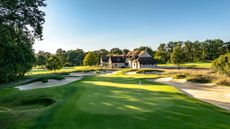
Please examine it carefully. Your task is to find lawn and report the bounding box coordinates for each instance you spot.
[0,73,230,129]
[158,62,212,68]
[26,66,102,75]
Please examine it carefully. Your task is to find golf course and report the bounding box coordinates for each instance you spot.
[0,71,230,129]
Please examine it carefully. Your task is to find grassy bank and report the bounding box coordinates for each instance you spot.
[158,62,212,68]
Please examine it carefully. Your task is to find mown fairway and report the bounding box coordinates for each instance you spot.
[0,74,230,129]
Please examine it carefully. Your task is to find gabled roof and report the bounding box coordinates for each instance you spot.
[126,50,140,57]
[135,57,156,65]
[138,50,145,57]
[126,51,133,57]
[110,56,125,63]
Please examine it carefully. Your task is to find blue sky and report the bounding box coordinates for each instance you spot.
[34,0,230,53]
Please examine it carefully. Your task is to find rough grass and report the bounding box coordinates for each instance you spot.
[158,62,212,68]
[20,74,65,85]
[0,73,230,129]
[136,69,164,74]
[187,75,213,83]
[161,69,230,85]
[215,77,230,86]
[27,66,116,75]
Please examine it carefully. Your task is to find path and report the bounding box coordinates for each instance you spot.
[147,77,230,111]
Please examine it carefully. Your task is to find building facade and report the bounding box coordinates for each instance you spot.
[100,49,157,69]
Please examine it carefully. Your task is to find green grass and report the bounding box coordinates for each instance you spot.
[0,73,230,129]
[158,62,212,68]
[26,66,103,75]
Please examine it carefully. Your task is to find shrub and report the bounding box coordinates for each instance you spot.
[59,72,70,75]
[137,69,163,74]
[187,75,212,83]
[174,74,187,79]
[212,53,230,76]
[46,56,63,71]
[21,75,64,85]
[41,78,48,83]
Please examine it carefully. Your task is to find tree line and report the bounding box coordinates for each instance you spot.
[35,47,151,70]
[155,39,230,63]
[1,0,230,83]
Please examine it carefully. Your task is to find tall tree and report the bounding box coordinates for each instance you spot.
[110,48,122,54]
[55,48,67,65]
[83,52,98,66]
[46,56,63,71]
[183,41,194,62]
[170,45,186,69]
[0,0,46,82]
[155,43,167,63]
[66,49,84,66]
[99,49,109,56]
[122,49,130,54]
[36,51,46,68]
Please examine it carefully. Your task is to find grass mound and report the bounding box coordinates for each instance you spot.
[22,75,65,85]
[20,98,55,107]
[136,69,164,74]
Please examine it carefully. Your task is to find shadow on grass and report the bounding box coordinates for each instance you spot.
[2,75,230,129]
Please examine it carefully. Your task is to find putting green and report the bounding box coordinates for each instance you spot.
[77,77,180,115]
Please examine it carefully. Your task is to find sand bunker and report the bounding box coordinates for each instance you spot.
[16,71,115,90]
[147,77,230,111]
[16,76,83,90]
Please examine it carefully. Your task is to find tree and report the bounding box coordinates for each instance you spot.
[83,52,98,66]
[155,44,167,63]
[99,49,109,56]
[170,45,186,69]
[122,49,130,54]
[56,48,67,65]
[66,49,84,66]
[0,0,46,82]
[36,51,46,68]
[204,39,224,60]
[93,50,101,65]
[110,48,122,54]
[212,53,230,76]
[46,56,63,71]
[183,41,194,62]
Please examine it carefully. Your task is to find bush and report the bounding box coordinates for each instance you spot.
[59,72,70,75]
[41,78,48,83]
[174,74,187,79]
[212,53,230,76]
[187,75,212,83]
[46,56,63,71]
[21,75,64,85]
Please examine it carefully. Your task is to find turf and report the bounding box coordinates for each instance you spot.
[158,62,212,68]
[0,74,230,129]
